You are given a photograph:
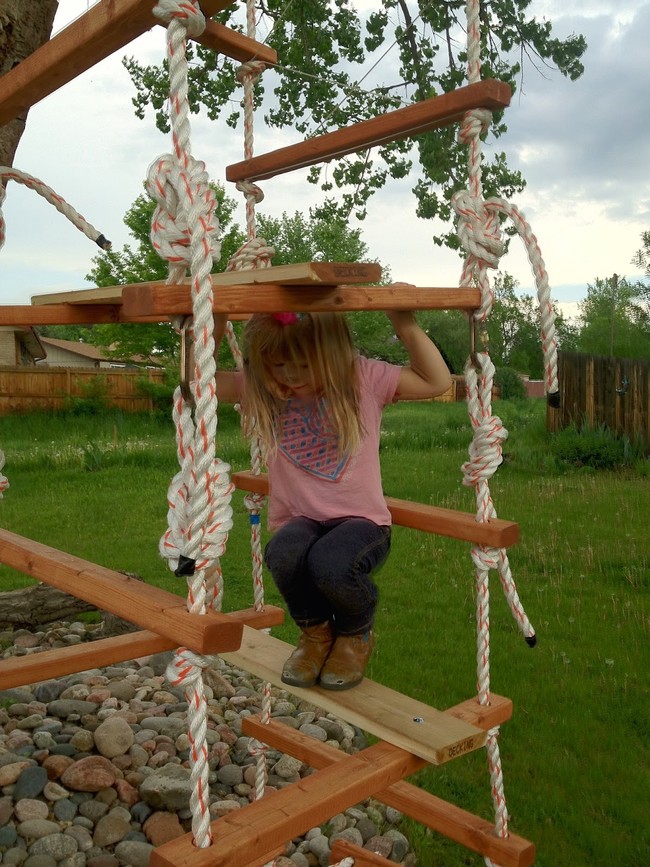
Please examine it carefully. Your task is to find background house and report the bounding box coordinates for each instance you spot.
[36,337,128,368]
[0,326,46,366]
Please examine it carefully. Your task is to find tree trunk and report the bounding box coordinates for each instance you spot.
[0,0,59,167]
[0,583,96,629]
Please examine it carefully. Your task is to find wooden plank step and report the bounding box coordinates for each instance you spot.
[0,630,175,691]
[151,740,427,867]
[121,282,481,319]
[244,716,534,867]
[226,80,512,183]
[222,626,486,767]
[0,603,284,691]
[0,529,283,656]
[28,262,382,308]
[232,471,519,548]
[0,0,273,126]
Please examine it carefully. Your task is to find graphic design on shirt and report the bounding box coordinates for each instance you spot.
[278,397,350,481]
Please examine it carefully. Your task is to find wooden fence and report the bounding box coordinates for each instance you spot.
[547,351,650,449]
[0,366,166,414]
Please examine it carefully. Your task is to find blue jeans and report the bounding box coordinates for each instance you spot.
[264,517,391,635]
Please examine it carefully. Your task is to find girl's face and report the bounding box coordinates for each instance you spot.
[268,355,315,397]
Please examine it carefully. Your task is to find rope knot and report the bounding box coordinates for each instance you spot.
[153,0,206,36]
[147,154,221,268]
[235,179,265,205]
[461,414,507,487]
[236,60,267,84]
[244,492,266,513]
[470,545,500,573]
[227,236,275,271]
[458,107,492,145]
[166,647,211,690]
[452,190,504,269]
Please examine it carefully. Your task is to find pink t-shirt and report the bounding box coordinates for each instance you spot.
[265,356,401,529]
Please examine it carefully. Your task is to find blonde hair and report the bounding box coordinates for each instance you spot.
[241,312,362,456]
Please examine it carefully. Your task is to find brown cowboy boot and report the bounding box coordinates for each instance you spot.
[319,631,375,691]
[281,622,335,688]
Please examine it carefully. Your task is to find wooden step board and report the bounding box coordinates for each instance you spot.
[0,599,282,691]
[222,626,489,767]
[0,0,274,127]
[28,262,382,309]
[0,528,283,657]
[232,471,519,548]
[226,80,511,183]
[152,739,426,867]
[244,716,533,867]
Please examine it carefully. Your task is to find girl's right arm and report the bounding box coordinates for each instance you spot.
[214,314,244,404]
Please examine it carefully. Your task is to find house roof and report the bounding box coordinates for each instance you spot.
[39,337,108,360]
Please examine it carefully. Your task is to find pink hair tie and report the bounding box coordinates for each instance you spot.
[273,312,301,325]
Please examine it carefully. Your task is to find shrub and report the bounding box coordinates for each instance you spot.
[551,423,645,470]
[495,367,527,400]
[63,377,110,415]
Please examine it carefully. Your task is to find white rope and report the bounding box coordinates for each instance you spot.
[150,0,235,848]
[0,450,8,498]
[0,166,111,254]
[455,0,556,857]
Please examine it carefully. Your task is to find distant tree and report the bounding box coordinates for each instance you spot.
[257,203,381,269]
[575,275,650,360]
[482,273,573,379]
[125,0,586,250]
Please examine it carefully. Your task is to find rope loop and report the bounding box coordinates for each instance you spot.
[147,154,220,268]
[153,0,206,36]
[453,190,504,270]
[227,236,275,271]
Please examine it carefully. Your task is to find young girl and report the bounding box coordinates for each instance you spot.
[215,308,451,690]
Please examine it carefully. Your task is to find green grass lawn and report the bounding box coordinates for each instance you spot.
[0,401,648,866]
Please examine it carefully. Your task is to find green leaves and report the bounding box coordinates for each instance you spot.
[123,0,586,252]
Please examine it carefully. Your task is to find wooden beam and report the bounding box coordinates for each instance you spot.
[0,630,176,690]
[0,304,121,326]
[0,603,283,691]
[232,471,519,548]
[120,283,482,319]
[221,626,485,767]
[29,262,383,307]
[0,529,282,656]
[0,0,242,126]
[151,741,427,866]
[330,839,402,866]
[226,80,512,183]
[195,19,277,66]
[243,715,535,867]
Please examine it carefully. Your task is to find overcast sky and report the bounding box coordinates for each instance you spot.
[1,0,648,322]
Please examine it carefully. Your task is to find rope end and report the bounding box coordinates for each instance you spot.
[525,634,537,648]
[175,555,196,577]
[547,391,560,409]
[95,233,112,250]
